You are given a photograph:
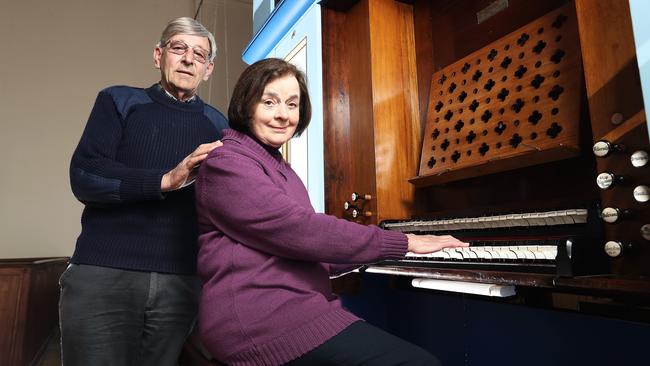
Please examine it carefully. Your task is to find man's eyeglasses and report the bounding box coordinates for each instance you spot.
[163,40,210,64]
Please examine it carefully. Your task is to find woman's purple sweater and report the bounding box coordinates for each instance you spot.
[195,129,407,366]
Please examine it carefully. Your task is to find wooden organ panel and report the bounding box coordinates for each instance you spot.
[575,0,649,277]
[414,3,582,185]
[323,0,421,224]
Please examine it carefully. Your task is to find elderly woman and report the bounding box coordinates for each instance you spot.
[195,58,467,366]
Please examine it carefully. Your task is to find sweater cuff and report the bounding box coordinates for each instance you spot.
[141,170,166,200]
[379,230,408,260]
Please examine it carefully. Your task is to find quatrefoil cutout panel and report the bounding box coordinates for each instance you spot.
[419,3,582,181]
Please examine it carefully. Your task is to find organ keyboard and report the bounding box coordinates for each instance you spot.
[378,208,607,277]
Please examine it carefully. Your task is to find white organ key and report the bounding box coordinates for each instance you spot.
[513,213,526,227]
[444,248,464,260]
[460,217,472,230]
[539,212,553,226]
[564,209,578,224]
[511,247,527,259]
[430,250,447,259]
[531,213,545,226]
[502,248,518,259]
[492,247,507,259]
[451,248,466,259]
[540,245,557,260]
[486,216,500,228]
[520,213,532,226]
[478,217,489,229]
[551,211,564,225]
[555,210,573,225]
[463,248,478,259]
[473,248,490,259]
[497,214,510,228]
[510,214,522,226]
[529,246,547,260]
[520,246,537,259]
[409,221,422,232]
[486,215,499,228]
[573,209,588,223]
[492,247,508,259]
[483,246,498,259]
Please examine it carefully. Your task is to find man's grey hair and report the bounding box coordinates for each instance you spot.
[158,17,217,61]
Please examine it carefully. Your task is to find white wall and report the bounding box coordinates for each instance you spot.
[629,0,650,139]
[197,0,253,110]
[0,0,251,258]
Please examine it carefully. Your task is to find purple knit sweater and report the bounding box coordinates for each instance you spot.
[195,129,407,366]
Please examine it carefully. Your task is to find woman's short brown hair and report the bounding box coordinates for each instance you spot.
[228,58,311,137]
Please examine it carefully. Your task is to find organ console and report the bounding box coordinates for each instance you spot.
[321,0,650,297]
[378,208,605,276]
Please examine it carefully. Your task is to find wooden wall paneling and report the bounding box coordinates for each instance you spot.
[574,0,644,141]
[24,260,66,364]
[0,258,68,366]
[0,267,28,365]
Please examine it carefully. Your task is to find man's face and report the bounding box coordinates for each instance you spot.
[154,34,214,100]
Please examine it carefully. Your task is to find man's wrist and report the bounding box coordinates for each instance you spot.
[161,172,171,191]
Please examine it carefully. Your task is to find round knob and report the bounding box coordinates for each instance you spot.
[351,209,372,218]
[602,207,633,223]
[601,207,629,223]
[633,185,650,203]
[604,241,625,257]
[640,224,650,241]
[351,192,372,201]
[593,140,624,158]
[610,112,624,125]
[596,172,624,189]
[344,201,352,211]
[631,150,649,168]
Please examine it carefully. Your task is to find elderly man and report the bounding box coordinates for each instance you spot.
[60,17,227,366]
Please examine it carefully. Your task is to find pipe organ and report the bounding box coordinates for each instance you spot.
[322,0,650,299]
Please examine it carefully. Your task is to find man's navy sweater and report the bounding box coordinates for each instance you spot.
[69,84,227,274]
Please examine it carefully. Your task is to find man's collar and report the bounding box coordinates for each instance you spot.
[157,83,197,103]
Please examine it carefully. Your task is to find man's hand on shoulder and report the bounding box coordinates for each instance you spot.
[161,140,223,192]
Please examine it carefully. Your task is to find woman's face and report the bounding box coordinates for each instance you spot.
[250,75,300,148]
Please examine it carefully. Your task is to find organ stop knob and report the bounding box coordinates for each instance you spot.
[604,241,632,258]
[596,172,625,189]
[592,140,624,158]
[351,192,372,202]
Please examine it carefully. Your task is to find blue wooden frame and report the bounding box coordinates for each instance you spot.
[243,0,319,64]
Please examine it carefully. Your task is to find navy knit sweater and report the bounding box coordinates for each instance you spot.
[69,84,227,274]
